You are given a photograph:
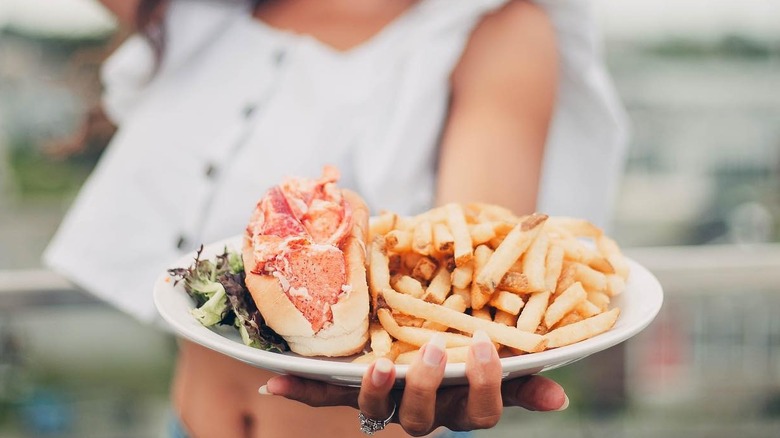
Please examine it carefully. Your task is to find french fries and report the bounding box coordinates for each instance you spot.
[522,232,549,292]
[359,203,628,364]
[391,274,425,298]
[382,288,546,352]
[368,237,391,312]
[516,291,550,333]
[475,213,547,293]
[412,220,433,256]
[377,308,473,348]
[544,282,587,328]
[545,308,620,348]
[470,245,494,310]
[445,203,473,267]
[369,323,393,358]
[424,266,452,304]
[422,294,467,331]
[488,290,525,315]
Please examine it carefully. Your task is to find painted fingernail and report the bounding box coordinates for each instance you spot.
[260,376,282,396]
[472,330,494,363]
[422,333,446,367]
[554,394,570,411]
[372,358,394,387]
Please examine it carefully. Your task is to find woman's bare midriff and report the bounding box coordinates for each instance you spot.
[172,340,423,438]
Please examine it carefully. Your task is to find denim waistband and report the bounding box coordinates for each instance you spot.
[167,413,474,438]
[167,412,190,438]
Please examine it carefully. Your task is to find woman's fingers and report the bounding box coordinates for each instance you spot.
[357,357,397,421]
[260,375,359,408]
[462,330,504,430]
[501,374,568,411]
[398,333,447,436]
[258,333,567,437]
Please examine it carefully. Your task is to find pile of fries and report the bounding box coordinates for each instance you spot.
[354,203,629,365]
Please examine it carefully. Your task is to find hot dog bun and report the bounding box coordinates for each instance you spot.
[242,189,369,357]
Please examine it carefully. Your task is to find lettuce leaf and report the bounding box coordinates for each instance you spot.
[168,247,288,352]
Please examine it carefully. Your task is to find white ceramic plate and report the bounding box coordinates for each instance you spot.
[154,235,663,387]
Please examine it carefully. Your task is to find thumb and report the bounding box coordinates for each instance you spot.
[500,375,568,412]
[260,375,360,409]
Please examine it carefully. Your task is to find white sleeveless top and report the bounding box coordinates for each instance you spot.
[44,0,628,324]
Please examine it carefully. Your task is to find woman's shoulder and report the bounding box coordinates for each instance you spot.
[452,0,556,92]
[479,0,554,40]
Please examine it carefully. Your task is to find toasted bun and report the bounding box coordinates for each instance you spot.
[242,190,369,357]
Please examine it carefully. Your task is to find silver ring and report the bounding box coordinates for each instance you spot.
[358,400,397,435]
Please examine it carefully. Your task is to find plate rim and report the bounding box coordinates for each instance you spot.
[153,235,664,383]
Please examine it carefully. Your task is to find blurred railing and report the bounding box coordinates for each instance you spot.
[1,243,779,305]
[624,243,780,293]
[1,243,779,436]
[0,269,95,309]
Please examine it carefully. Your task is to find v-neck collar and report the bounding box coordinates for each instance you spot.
[244,0,432,59]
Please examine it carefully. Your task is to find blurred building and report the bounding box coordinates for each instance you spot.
[1,1,780,437]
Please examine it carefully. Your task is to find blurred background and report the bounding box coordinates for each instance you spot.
[1,0,779,437]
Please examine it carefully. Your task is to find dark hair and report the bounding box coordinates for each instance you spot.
[136,0,168,61]
[135,0,265,62]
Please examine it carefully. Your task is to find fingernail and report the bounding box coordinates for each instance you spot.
[472,330,494,363]
[554,394,569,411]
[422,333,446,366]
[372,358,394,387]
[260,376,282,396]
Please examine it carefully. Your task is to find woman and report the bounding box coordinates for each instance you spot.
[45,0,627,436]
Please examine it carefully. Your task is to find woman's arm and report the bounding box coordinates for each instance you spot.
[436,0,557,215]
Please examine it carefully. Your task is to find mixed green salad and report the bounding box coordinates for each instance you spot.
[168,246,289,353]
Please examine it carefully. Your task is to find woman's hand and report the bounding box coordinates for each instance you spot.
[259,330,568,436]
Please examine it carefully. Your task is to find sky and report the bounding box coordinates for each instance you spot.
[0,0,116,38]
[593,0,780,42]
[1,0,779,42]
